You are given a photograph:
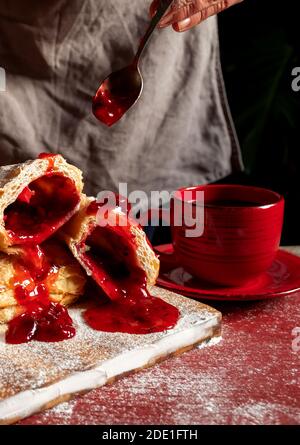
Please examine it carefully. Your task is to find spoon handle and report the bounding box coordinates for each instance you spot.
[133,0,174,65]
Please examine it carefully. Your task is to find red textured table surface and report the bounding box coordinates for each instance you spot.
[18,251,300,425]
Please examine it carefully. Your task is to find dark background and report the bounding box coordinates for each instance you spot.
[218,0,300,245]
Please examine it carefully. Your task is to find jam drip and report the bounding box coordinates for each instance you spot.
[81,203,179,334]
[6,301,75,344]
[11,244,58,303]
[5,173,80,244]
[5,243,76,344]
[84,293,179,335]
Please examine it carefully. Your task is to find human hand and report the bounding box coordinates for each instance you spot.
[150,0,243,32]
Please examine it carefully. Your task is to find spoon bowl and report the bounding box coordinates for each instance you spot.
[92,65,143,127]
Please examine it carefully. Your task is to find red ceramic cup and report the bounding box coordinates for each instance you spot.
[170,185,284,287]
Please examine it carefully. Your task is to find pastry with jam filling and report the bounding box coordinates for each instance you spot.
[0,154,85,343]
[62,197,179,335]
[0,153,83,252]
[0,240,86,343]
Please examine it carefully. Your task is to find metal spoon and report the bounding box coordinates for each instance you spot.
[92,0,173,127]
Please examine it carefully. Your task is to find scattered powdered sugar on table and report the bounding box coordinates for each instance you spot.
[19,289,300,425]
[197,335,222,349]
[41,400,77,423]
[11,241,300,427]
[231,402,300,425]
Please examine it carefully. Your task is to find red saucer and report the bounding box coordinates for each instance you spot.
[155,244,300,301]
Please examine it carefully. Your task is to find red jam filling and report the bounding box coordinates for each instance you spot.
[17,186,35,204]
[5,243,76,344]
[6,301,75,344]
[11,244,58,303]
[80,218,179,335]
[92,87,134,127]
[4,173,80,244]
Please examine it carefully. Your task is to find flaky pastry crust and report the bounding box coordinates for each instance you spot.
[0,241,86,324]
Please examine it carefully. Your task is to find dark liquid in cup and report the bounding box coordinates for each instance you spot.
[190,199,263,207]
[207,200,262,207]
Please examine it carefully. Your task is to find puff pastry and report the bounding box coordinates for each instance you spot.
[0,155,162,341]
[61,196,160,301]
[0,240,86,325]
[0,154,83,252]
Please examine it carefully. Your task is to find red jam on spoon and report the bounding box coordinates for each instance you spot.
[92,66,142,127]
[92,87,134,128]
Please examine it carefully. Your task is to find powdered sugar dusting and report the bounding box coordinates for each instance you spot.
[232,402,300,425]
[197,335,222,349]
[0,287,220,421]
[19,285,300,425]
